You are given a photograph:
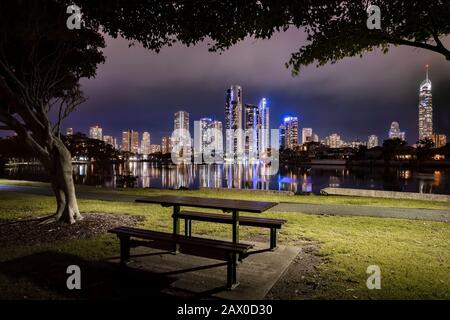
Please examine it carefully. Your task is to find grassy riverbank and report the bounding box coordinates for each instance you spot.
[0,190,449,299]
[1,178,449,210]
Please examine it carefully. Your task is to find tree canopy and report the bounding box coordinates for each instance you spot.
[79,0,450,75]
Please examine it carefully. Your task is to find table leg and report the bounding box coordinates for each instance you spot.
[173,205,180,253]
[232,210,239,244]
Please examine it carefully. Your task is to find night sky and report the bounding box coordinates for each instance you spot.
[62,29,450,144]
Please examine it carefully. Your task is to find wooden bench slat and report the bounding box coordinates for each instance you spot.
[109,227,252,252]
[175,211,286,228]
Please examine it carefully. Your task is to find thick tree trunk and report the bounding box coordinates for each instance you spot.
[38,137,82,224]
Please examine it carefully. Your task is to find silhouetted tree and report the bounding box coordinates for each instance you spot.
[0,1,105,223]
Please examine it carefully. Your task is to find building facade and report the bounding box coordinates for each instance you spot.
[225,85,243,161]
[122,130,139,153]
[141,131,151,155]
[367,135,379,149]
[161,136,172,154]
[388,121,406,141]
[89,125,102,140]
[418,66,433,141]
[302,128,313,144]
[283,116,299,150]
[432,134,447,148]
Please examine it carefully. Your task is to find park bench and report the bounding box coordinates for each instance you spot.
[174,211,286,250]
[108,226,253,289]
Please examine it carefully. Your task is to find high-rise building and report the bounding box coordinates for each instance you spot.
[103,135,116,149]
[122,130,139,153]
[312,134,319,143]
[225,85,243,161]
[161,136,172,154]
[351,140,366,149]
[130,131,139,154]
[282,116,299,150]
[174,110,189,132]
[122,131,129,152]
[149,144,161,154]
[173,110,190,160]
[66,128,73,136]
[432,134,447,148]
[89,125,102,140]
[244,104,258,159]
[388,121,405,141]
[368,135,379,149]
[302,128,313,144]
[258,98,270,158]
[141,131,151,155]
[211,120,223,159]
[279,125,286,149]
[418,65,433,141]
[323,133,343,148]
[195,118,212,160]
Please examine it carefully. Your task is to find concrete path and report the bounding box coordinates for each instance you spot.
[1,184,449,223]
[106,242,300,300]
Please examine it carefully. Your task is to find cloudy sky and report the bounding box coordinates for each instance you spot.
[68,28,450,144]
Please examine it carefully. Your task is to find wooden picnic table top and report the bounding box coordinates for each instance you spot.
[135,195,278,213]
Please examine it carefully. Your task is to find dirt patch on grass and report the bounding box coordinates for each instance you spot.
[0,213,144,247]
[265,241,326,300]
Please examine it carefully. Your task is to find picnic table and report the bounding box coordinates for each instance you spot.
[135,195,279,244]
[109,194,283,289]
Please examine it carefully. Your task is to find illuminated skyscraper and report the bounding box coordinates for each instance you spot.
[323,133,343,148]
[194,118,212,162]
[244,104,258,160]
[149,144,161,154]
[244,97,270,160]
[89,125,103,140]
[302,128,313,144]
[432,133,447,148]
[367,135,379,149]
[174,110,189,132]
[282,116,299,150]
[161,136,172,154]
[418,65,433,141]
[388,121,405,141]
[279,125,286,149]
[258,98,270,158]
[173,110,190,160]
[211,120,223,160]
[141,131,151,155]
[103,135,117,149]
[225,85,243,161]
[122,130,139,153]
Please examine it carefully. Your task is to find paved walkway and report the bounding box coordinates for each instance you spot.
[106,242,300,299]
[1,184,449,223]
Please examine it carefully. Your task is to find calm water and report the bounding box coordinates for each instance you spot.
[1,162,449,195]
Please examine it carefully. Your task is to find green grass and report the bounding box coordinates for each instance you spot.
[0,191,449,299]
[1,178,449,210]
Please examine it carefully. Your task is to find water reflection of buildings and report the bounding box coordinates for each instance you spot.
[161,164,194,189]
[198,165,222,188]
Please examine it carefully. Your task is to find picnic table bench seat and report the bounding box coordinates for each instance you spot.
[174,211,287,249]
[108,226,253,289]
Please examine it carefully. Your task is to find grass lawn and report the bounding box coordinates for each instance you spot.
[0,190,449,299]
[1,178,450,210]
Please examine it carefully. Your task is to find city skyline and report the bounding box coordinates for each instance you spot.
[51,32,450,145]
[71,66,446,154]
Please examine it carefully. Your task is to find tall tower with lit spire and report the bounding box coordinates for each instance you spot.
[418,65,433,141]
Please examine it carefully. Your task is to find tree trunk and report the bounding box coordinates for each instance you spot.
[38,137,82,224]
